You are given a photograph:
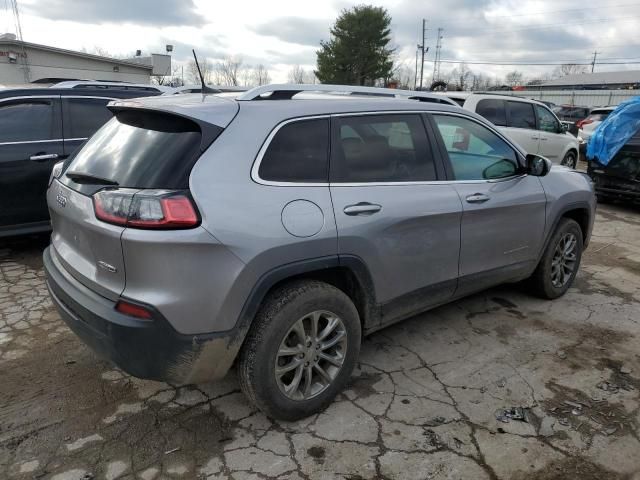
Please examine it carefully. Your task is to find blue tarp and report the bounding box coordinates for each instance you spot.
[587,96,640,166]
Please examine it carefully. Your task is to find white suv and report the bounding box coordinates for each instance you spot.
[439,93,579,168]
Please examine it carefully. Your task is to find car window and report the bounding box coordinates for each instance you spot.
[536,105,560,133]
[0,100,56,142]
[258,118,329,182]
[433,114,519,181]
[63,98,112,139]
[507,101,536,129]
[476,99,507,126]
[330,114,436,183]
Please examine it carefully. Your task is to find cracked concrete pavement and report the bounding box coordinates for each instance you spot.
[1,202,640,480]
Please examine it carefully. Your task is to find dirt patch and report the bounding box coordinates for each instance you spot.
[583,241,640,276]
[348,370,383,399]
[512,456,627,480]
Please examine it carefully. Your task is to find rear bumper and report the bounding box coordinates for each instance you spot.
[44,246,242,384]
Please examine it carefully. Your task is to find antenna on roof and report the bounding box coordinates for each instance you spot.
[192,49,220,94]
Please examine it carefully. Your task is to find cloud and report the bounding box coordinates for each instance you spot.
[21,0,204,27]
[251,17,330,46]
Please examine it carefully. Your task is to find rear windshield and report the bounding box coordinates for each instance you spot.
[61,110,218,195]
[586,111,612,122]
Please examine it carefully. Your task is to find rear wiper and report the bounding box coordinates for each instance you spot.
[65,171,119,186]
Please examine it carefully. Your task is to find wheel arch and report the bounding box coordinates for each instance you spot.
[236,256,379,341]
[539,202,592,262]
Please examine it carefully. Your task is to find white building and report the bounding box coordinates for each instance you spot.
[0,36,171,85]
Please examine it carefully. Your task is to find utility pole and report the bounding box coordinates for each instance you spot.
[432,28,444,84]
[414,49,419,90]
[418,19,427,90]
[591,51,600,73]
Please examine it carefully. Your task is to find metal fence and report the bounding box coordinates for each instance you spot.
[497,89,640,107]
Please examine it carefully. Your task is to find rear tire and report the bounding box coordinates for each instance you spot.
[529,218,583,299]
[237,280,361,421]
[562,151,578,169]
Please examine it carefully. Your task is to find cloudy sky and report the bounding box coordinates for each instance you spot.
[5,0,640,84]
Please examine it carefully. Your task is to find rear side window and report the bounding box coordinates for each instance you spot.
[476,99,507,126]
[507,101,536,129]
[258,118,329,182]
[0,100,57,142]
[331,114,436,183]
[62,110,217,195]
[63,98,112,139]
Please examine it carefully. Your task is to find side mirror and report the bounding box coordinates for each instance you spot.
[526,154,551,176]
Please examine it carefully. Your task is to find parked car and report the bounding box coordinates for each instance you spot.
[578,106,616,158]
[438,93,580,168]
[44,84,595,420]
[553,105,591,124]
[0,85,160,238]
[586,99,640,203]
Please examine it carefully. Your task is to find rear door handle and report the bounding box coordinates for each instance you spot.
[531,136,540,140]
[465,193,490,204]
[30,153,59,162]
[343,203,382,216]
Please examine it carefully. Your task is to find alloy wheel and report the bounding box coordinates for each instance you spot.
[551,232,578,288]
[274,310,348,401]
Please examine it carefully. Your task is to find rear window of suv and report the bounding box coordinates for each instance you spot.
[61,110,219,195]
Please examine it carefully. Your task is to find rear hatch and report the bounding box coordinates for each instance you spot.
[49,98,235,299]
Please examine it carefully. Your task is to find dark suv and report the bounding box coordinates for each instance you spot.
[0,86,160,238]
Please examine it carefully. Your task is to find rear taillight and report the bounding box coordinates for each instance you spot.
[93,189,200,229]
[576,119,593,129]
[49,160,65,187]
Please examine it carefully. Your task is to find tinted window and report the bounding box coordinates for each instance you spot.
[258,118,329,182]
[536,105,560,133]
[508,101,536,129]
[61,110,213,195]
[331,114,436,183]
[63,98,112,139]
[434,115,519,180]
[476,99,507,126]
[0,100,56,142]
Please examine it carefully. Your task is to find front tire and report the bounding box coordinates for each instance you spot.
[237,280,361,421]
[562,151,578,169]
[529,218,583,299]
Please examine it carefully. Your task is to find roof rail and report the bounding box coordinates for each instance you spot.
[236,83,458,105]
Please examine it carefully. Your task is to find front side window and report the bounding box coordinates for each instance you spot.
[507,101,536,129]
[258,118,329,182]
[331,114,436,183]
[476,99,507,126]
[0,100,56,142]
[536,105,560,133]
[433,114,520,181]
[63,98,112,139]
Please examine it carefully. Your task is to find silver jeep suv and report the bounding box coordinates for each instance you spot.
[44,84,595,420]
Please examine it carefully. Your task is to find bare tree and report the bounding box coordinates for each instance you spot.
[449,63,472,91]
[391,64,415,89]
[186,58,212,85]
[252,64,271,86]
[216,56,243,86]
[505,70,524,87]
[288,65,306,84]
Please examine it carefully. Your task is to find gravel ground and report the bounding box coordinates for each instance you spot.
[1,202,639,480]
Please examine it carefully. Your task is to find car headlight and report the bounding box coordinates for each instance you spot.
[49,160,65,187]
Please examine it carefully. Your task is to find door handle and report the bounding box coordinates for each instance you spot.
[30,153,59,162]
[531,136,539,140]
[343,203,382,216]
[540,137,548,141]
[465,193,490,204]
